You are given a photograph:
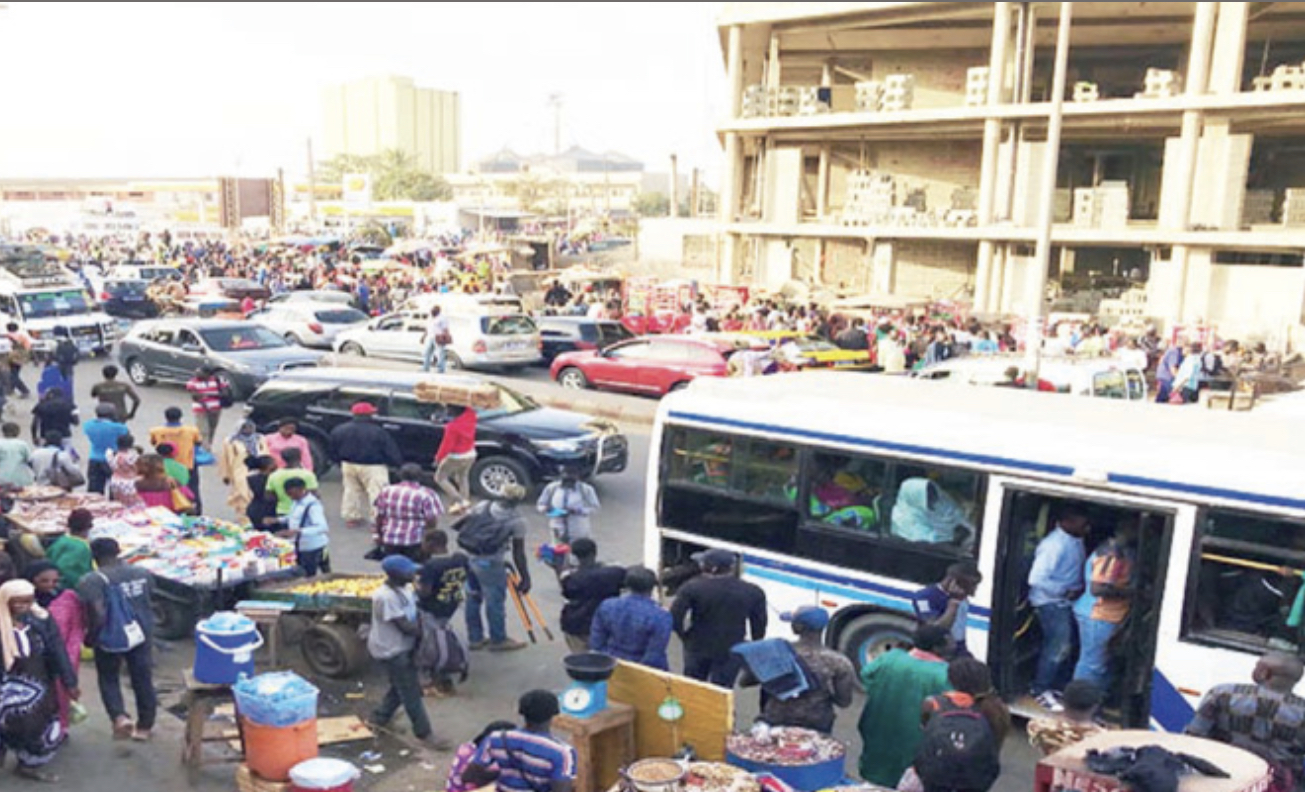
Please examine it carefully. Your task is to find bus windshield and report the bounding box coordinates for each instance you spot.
[17,289,92,319]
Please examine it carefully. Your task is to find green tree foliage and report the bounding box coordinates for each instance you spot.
[633,191,670,217]
[318,149,452,202]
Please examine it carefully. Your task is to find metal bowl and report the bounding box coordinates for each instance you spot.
[563,652,618,683]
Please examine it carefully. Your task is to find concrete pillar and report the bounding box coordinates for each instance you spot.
[718,25,745,283]
[1208,3,1248,95]
[767,33,781,89]
[817,61,832,222]
[974,2,1014,313]
[669,154,679,218]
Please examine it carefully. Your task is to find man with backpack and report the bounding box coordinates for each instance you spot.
[912,658,1008,792]
[77,538,157,742]
[417,529,471,695]
[456,484,531,652]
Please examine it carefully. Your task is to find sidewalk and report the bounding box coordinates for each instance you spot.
[320,353,659,426]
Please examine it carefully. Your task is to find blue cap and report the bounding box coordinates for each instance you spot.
[381,555,421,577]
[781,606,830,631]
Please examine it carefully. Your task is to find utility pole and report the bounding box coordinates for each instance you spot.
[691,168,701,219]
[306,137,318,225]
[669,154,680,218]
[547,94,563,155]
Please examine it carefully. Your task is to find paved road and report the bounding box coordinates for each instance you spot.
[32,357,1036,792]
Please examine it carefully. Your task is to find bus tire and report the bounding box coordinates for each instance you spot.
[836,612,918,674]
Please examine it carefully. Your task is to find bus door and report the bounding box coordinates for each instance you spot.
[985,477,1187,727]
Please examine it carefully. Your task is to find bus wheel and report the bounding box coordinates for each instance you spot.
[836,612,917,673]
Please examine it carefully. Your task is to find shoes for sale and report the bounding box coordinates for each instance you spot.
[488,639,528,652]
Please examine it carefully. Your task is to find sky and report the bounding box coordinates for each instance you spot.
[0,2,728,184]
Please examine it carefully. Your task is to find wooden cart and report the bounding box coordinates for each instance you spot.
[253,573,383,679]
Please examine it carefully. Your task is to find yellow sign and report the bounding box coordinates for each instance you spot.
[342,173,372,205]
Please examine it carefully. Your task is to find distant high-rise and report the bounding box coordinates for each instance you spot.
[321,75,460,174]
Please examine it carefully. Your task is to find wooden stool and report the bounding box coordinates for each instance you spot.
[554,702,637,792]
[181,670,245,780]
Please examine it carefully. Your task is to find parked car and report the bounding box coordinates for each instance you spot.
[267,290,359,309]
[193,277,272,302]
[333,310,542,370]
[96,278,160,320]
[535,316,634,364]
[550,335,762,396]
[107,263,183,283]
[247,303,370,348]
[245,368,629,494]
[912,355,1147,400]
[117,318,324,398]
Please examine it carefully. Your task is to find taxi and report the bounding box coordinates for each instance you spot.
[729,329,875,370]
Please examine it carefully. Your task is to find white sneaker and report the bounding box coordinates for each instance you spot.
[1035,691,1064,713]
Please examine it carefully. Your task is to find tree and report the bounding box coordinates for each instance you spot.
[317,149,452,202]
[502,171,569,214]
[318,153,374,185]
[634,191,670,217]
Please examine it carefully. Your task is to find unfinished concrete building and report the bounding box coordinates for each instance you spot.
[716,2,1305,345]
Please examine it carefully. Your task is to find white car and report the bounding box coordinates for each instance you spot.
[913,355,1147,400]
[246,303,370,349]
[267,290,358,309]
[333,309,542,370]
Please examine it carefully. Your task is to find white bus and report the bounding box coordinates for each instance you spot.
[645,372,1305,730]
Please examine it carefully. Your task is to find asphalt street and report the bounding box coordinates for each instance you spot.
[26,357,1036,792]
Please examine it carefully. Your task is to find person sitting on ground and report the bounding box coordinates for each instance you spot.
[30,431,81,491]
[1028,679,1106,757]
[470,690,577,792]
[447,719,516,792]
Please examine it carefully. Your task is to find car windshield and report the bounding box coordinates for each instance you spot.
[17,289,92,319]
[199,326,289,351]
[315,308,368,324]
[480,315,538,335]
[106,280,148,295]
[480,382,539,418]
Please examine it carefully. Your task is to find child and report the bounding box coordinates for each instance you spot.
[278,477,330,577]
[1028,679,1107,756]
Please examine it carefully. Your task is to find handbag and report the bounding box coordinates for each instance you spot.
[171,485,195,513]
[94,571,146,653]
[434,330,453,346]
[194,447,216,467]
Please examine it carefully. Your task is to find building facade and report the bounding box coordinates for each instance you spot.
[445,146,645,215]
[717,2,1305,344]
[321,75,461,174]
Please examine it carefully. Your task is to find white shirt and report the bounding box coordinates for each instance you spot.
[1118,348,1148,372]
[426,315,450,343]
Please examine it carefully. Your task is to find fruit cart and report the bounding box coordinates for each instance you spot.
[253,573,384,679]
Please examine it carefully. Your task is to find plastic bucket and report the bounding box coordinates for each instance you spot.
[290,757,360,792]
[194,612,264,685]
[243,716,318,782]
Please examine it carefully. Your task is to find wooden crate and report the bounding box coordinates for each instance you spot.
[607,661,733,762]
[413,380,501,409]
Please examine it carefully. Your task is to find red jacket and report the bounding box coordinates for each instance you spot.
[436,410,477,462]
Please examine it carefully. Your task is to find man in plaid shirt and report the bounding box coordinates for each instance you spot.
[374,464,444,562]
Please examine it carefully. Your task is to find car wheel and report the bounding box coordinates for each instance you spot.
[126,358,154,386]
[340,342,365,357]
[835,612,917,674]
[471,456,530,498]
[558,367,590,390]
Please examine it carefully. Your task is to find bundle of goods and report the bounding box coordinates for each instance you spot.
[683,762,762,792]
[10,491,126,535]
[625,758,686,792]
[90,509,297,586]
[413,379,501,409]
[726,725,846,792]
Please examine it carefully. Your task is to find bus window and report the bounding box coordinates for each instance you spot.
[738,440,799,503]
[1186,509,1305,652]
[887,464,985,551]
[666,428,734,490]
[808,451,888,532]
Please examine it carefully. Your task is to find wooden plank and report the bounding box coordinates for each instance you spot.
[607,662,733,762]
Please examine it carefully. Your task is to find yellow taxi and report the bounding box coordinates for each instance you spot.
[710,330,875,370]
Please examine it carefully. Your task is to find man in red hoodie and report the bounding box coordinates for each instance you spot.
[433,405,477,513]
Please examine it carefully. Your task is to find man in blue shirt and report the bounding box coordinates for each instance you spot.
[910,561,983,658]
[1028,506,1089,711]
[590,566,672,670]
[83,402,129,496]
[279,477,331,577]
[1155,343,1184,403]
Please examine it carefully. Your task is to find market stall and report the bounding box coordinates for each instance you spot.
[5,487,299,640]
[252,574,384,678]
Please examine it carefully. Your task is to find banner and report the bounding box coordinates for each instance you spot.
[343,173,372,206]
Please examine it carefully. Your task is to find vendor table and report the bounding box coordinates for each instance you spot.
[181,669,246,783]
[1035,730,1271,792]
[554,702,637,792]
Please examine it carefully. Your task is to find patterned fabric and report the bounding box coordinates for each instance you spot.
[0,624,65,768]
[374,482,444,548]
[759,642,857,733]
[1186,683,1305,767]
[474,728,577,792]
[1027,717,1107,756]
[186,377,223,413]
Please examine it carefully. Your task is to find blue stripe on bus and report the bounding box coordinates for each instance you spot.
[741,553,991,627]
[668,411,1305,512]
[1151,667,1197,732]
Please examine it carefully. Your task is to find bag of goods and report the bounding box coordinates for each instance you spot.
[413,380,501,409]
[233,671,320,728]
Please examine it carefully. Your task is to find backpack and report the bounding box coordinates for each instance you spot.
[454,502,515,557]
[416,613,469,682]
[95,572,146,653]
[914,700,1000,792]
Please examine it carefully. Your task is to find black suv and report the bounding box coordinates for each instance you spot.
[245,368,629,496]
[536,316,634,365]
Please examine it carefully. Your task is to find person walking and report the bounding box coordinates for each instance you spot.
[24,561,85,730]
[1028,506,1090,712]
[278,477,331,578]
[89,365,141,424]
[106,434,142,508]
[537,466,601,547]
[739,606,856,734]
[856,624,954,787]
[329,402,402,530]
[460,485,530,652]
[469,690,577,792]
[422,306,452,373]
[670,548,767,688]
[559,538,625,654]
[149,406,203,512]
[264,418,313,472]
[83,403,129,496]
[367,555,453,750]
[912,658,1009,792]
[5,322,32,400]
[218,419,271,515]
[51,327,78,397]
[416,529,471,696]
[77,538,157,742]
[590,566,672,670]
[31,387,78,446]
[433,406,477,514]
[186,366,225,446]
[374,463,444,562]
[0,422,34,489]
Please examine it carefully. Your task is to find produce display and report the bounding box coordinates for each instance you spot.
[9,491,127,535]
[285,576,384,599]
[683,762,761,792]
[726,726,846,767]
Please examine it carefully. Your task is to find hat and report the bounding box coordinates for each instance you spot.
[351,402,377,416]
[693,548,736,571]
[381,555,421,577]
[781,606,830,632]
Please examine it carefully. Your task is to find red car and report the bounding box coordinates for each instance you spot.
[551,335,760,396]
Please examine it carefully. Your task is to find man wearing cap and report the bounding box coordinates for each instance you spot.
[329,401,403,530]
[740,606,856,734]
[367,554,453,750]
[670,548,767,687]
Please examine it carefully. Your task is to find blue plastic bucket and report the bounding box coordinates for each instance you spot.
[725,751,846,792]
[194,612,263,685]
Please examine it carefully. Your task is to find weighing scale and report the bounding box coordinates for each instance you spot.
[560,652,617,719]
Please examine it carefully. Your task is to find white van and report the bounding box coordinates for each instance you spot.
[0,245,119,354]
[913,355,1147,401]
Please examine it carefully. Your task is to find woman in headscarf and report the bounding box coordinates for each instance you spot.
[0,579,78,781]
[23,562,83,731]
[218,419,270,515]
[890,478,974,550]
